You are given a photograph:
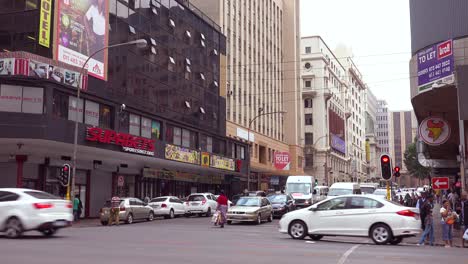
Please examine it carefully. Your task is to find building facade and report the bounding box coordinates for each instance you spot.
[376,100,391,156]
[0,0,249,217]
[190,0,304,191]
[365,88,378,181]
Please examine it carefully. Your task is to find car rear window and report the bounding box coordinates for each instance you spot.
[25,191,60,200]
[150,198,167,203]
[188,195,205,201]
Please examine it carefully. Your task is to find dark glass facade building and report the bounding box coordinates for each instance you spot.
[0,0,248,217]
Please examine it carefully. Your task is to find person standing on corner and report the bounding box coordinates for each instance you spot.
[416,192,427,230]
[216,190,228,228]
[441,199,458,248]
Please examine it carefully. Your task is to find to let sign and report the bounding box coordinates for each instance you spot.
[274,152,290,171]
[417,39,454,93]
[432,177,449,190]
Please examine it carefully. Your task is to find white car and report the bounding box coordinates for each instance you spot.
[0,188,73,238]
[185,193,218,217]
[148,196,186,219]
[279,195,420,245]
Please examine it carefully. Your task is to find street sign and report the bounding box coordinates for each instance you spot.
[117,175,125,187]
[432,177,449,190]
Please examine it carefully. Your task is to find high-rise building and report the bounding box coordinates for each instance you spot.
[389,111,417,174]
[191,0,303,190]
[365,89,378,180]
[376,100,391,155]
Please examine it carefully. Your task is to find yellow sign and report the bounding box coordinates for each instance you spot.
[201,152,210,167]
[39,0,52,48]
[365,140,370,162]
[165,144,200,165]
[210,155,235,171]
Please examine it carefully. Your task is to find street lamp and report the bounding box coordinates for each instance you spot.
[69,39,148,200]
[246,110,287,191]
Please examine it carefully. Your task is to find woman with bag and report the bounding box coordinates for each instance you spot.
[216,190,228,228]
[441,200,458,248]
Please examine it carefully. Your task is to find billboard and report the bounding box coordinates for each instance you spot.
[417,39,454,93]
[330,134,346,154]
[210,155,235,171]
[418,117,451,146]
[274,152,290,170]
[54,0,109,80]
[165,144,200,165]
[39,0,52,48]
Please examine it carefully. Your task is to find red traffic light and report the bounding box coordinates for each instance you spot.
[63,166,69,171]
[394,166,400,172]
[381,156,389,163]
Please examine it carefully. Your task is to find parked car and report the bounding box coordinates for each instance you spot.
[267,194,295,218]
[185,193,218,217]
[0,188,73,238]
[226,196,273,225]
[148,196,186,219]
[279,195,420,245]
[247,191,267,197]
[100,197,154,225]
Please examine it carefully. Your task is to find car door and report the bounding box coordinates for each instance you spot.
[132,199,144,219]
[307,197,349,235]
[263,198,272,219]
[0,191,20,229]
[341,197,383,236]
[172,198,184,215]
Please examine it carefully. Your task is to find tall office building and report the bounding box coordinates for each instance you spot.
[376,100,391,155]
[365,89,378,180]
[191,0,303,190]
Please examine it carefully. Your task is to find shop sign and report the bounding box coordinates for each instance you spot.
[86,127,155,156]
[417,39,454,93]
[418,117,451,146]
[143,168,175,180]
[175,172,198,182]
[210,155,235,171]
[201,152,210,167]
[38,0,52,48]
[54,0,109,80]
[165,144,200,164]
[274,152,290,170]
[330,134,346,154]
[0,52,88,90]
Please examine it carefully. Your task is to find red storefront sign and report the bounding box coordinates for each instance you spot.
[86,127,155,156]
[274,152,290,170]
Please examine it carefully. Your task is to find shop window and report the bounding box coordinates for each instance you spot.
[129,113,140,136]
[0,84,44,114]
[100,105,113,129]
[52,91,68,118]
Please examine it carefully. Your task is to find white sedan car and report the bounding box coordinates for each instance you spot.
[0,188,73,238]
[148,196,186,219]
[279,195,420,245]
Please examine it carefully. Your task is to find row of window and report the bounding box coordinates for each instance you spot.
[0,84,43,114]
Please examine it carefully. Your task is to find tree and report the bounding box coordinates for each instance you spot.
[404,142,431,185]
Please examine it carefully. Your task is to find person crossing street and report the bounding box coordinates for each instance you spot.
[216,190,228,228]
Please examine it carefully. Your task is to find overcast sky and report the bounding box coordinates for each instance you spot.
[300,0,413,111]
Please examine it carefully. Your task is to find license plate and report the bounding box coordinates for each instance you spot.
[191,203,199,206]
[54,220,68,227]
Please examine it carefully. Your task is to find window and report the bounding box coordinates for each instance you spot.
[305,47,311,54]
[305,154,314,167]
[182,129,190,148]
[0,191,19,202]
[151,120,161,140]
[173,127,181,146]
[305,133,314,145]
[141,117,152,138]
[305,114,313,125]
[317,197,347,211]
[85,100,99,126]
[0,84,44,114]
[304,80,311,88]
[129,114,140,136]
[99,105,112,129]
[304,98,313,108]
[68,96,84,122]
[348,197,383,209]
[52,91,68,118]
[304,62,311,70]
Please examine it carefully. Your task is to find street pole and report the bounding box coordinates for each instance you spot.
[69,39,147,201]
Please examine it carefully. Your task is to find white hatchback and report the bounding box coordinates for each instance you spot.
[148,196,186,219]
[0,188,73,238]
[185,193,218,217]
[279,195,420,245]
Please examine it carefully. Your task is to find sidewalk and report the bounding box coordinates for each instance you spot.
[72,218,102,228]
[405,203,465,248]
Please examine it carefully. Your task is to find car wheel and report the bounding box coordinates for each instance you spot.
[370,224,392,245]
[256,214,262,225]
[5,217,23,239]
[40,228,57,237]
[169,209,175,219]
[147,212,154,221]
[101,221,108,226]
[288,220,307,240]
[205,208,212,217]
[185,213,191,218]
[389,237,403,245]
[126,214,134,224]
[227,220,232,225]
[309,235,323,241]
[268,213,273,222]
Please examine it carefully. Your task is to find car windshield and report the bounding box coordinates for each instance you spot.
[25,191,60,200]
[150,198,167,203]
[328,188,353,196]
[360,187,376,194]
[373,190,387,196]
[267,195,287,203]
[287,183,311,194]
[188,195,205,201]
[235,197,260,207]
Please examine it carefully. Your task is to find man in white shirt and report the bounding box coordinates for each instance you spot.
[83,0,106,60]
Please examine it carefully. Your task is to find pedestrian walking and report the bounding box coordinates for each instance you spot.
[441,199,459,248]
[417,192,427,230]
[73,195,82,222]
[216,190,228,228]
[108,196,121,226]
[460,191,468,248]
[417,195,434,246]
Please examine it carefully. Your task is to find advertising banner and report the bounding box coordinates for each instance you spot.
[39,0,52,47]
[210,155,235,171]
[54,0,109,80]
[418,117,451,146]
[417,39,454,93]
[151,121,161,139]
[274,152,290,170]
[201,152,210,167]
[165,144,200,165]
[330,134,346,154]
[86,127,155,156]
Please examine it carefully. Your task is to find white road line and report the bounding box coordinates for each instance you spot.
[305,241,316,244]
[337,244,360,264]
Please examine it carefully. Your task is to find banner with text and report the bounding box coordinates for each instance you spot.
[417,39,454,93]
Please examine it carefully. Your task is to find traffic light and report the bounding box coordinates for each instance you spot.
[394,166,401,177]
[380,155,392,180]
[59,164,71,187]
[315,179,318,186]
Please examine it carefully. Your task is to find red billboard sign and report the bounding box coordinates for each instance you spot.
[432,177,449,190]
[274,152,290,171]
[86,127,155,156]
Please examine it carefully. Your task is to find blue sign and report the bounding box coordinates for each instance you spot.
[417,39,454,93]
[331,134,346,154]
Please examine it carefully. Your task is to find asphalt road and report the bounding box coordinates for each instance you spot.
[1,217,466,264]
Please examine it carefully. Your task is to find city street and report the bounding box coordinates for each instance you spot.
[1,217,466,264]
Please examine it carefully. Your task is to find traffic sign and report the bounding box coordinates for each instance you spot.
[117,175,125,187]
[432,177,449,190]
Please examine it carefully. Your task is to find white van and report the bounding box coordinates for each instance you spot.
[285,175,315,208]
[327,182,361,198]
[313,186,329,202]
[360,183,378,194]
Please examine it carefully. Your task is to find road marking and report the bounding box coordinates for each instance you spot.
[337,244,360,264]
[305,241,316,244]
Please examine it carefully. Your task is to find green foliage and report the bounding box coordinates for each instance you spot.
[403,143,431,180]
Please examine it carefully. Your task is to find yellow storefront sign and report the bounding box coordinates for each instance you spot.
[38,0,52,48]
